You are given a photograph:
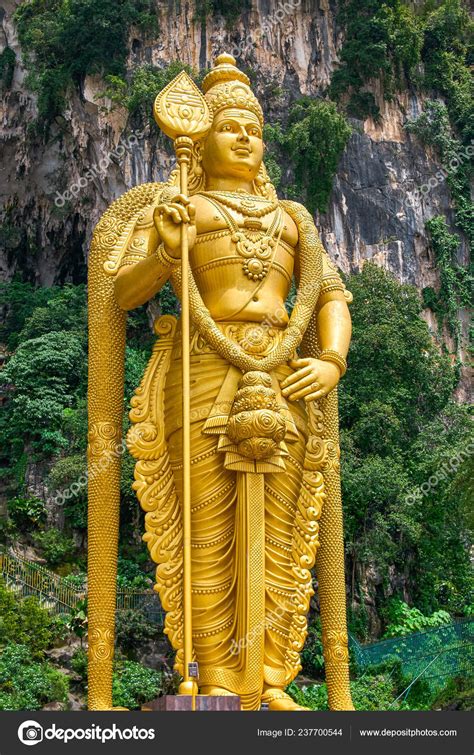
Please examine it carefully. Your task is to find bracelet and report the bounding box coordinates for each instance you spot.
[155,242,180,267]
[319,349,347,377]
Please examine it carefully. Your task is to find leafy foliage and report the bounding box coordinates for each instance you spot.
[300,617,325,679]
[383,599,451,638]
[101,63,201,121]
[329,0,472,127]
[64,599,88,642]
[195,0,251,27]
[329,0,424,119]
[0,644,68,710]
[14,0,158,124]
[115,609,157,657]
[340,264,471,622]
[263,100,351,213]
[116,557,151,590]
[424,215,472,349]
[288,658,435,710]
[112,661,163,709]
[34,529,76,567]
[7,495,47,530]
[0,578,65,658]
[0,47,16,91]
[70,647,88,679]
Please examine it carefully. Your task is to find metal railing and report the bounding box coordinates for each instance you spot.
[0,550,164,625]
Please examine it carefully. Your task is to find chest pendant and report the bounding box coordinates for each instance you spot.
[231,219,277,281]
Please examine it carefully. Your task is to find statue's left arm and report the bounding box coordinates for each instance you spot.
[282,250,352,403]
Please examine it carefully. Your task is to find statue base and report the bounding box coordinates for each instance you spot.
[142,695,241,711]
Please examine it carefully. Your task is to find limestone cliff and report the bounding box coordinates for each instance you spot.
[0,0,470,383]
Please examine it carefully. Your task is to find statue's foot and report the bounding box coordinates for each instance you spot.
[261,688,310,711]
[200,685,239,697]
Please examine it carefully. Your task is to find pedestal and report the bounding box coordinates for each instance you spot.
[142,695,241,711]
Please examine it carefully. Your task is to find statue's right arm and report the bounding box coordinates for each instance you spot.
[114,206,173,311]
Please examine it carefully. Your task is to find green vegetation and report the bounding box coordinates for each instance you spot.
[406,100,473,248]
[300,617,324,678]
[288,657,435,710]
[340,264,472,621]
[14,0,158,124]
[0,47,16,91]
[329,0,473,124]
[195,0,251,27]
[6,495,47,530]
[112,661,163,709]
[383,599,451,638]
[115,609,157,657]
[100,63,201,122]
[329,0,424,119]
[34,529,77,568]
[0,644,69,710]
[423,215,472,350]
[263,99,351,213]
[0,578,65,658]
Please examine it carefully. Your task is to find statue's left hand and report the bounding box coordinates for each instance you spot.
[280,357,340,402]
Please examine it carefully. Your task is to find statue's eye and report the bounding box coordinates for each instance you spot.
[221,124,233,132]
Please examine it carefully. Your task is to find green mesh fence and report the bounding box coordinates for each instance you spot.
[350,618,474,689]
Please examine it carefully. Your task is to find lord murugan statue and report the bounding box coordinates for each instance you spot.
[87,54,354,711]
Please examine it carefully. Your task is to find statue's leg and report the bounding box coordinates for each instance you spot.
[262,434,311,710]
[164,353,240,689]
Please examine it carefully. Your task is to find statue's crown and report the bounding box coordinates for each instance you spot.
[202,54,264,127]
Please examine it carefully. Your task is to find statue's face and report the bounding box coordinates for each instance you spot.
[201,108,263,182]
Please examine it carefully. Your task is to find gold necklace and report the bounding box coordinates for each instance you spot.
[201,190,278,218]
[204,196,282,281]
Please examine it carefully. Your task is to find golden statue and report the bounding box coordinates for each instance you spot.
[87,54,354,712]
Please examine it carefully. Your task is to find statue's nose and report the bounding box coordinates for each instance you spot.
[237,127,250,142]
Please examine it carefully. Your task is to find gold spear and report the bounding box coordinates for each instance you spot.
[153,72,212,705]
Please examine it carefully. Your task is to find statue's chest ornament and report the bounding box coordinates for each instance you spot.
[201,192,283,281]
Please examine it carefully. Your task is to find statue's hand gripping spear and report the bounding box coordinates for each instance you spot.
[153,72,212,703]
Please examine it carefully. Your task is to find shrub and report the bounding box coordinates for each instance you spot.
[115,609,157,657]
[0,578,64,658]
[112,661,163,709]
[34,529,76,567]
[101,62,200,121]
[0,644,68,710]
[286,99,351,213]
[14,0,158,123]
[1,330,86,456]
[7,495,47,529]
[300,618,325,679]
[263,99,351,214]
[70,647,88,679]
[117,557,151,590]
[383,599,452,638]
[432,676,474,711]
[64,600,88,643]
[0,47,16,90]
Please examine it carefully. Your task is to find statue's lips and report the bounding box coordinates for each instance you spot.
[232,147,252,156]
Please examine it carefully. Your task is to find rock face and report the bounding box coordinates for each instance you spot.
[0,1,469,360]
